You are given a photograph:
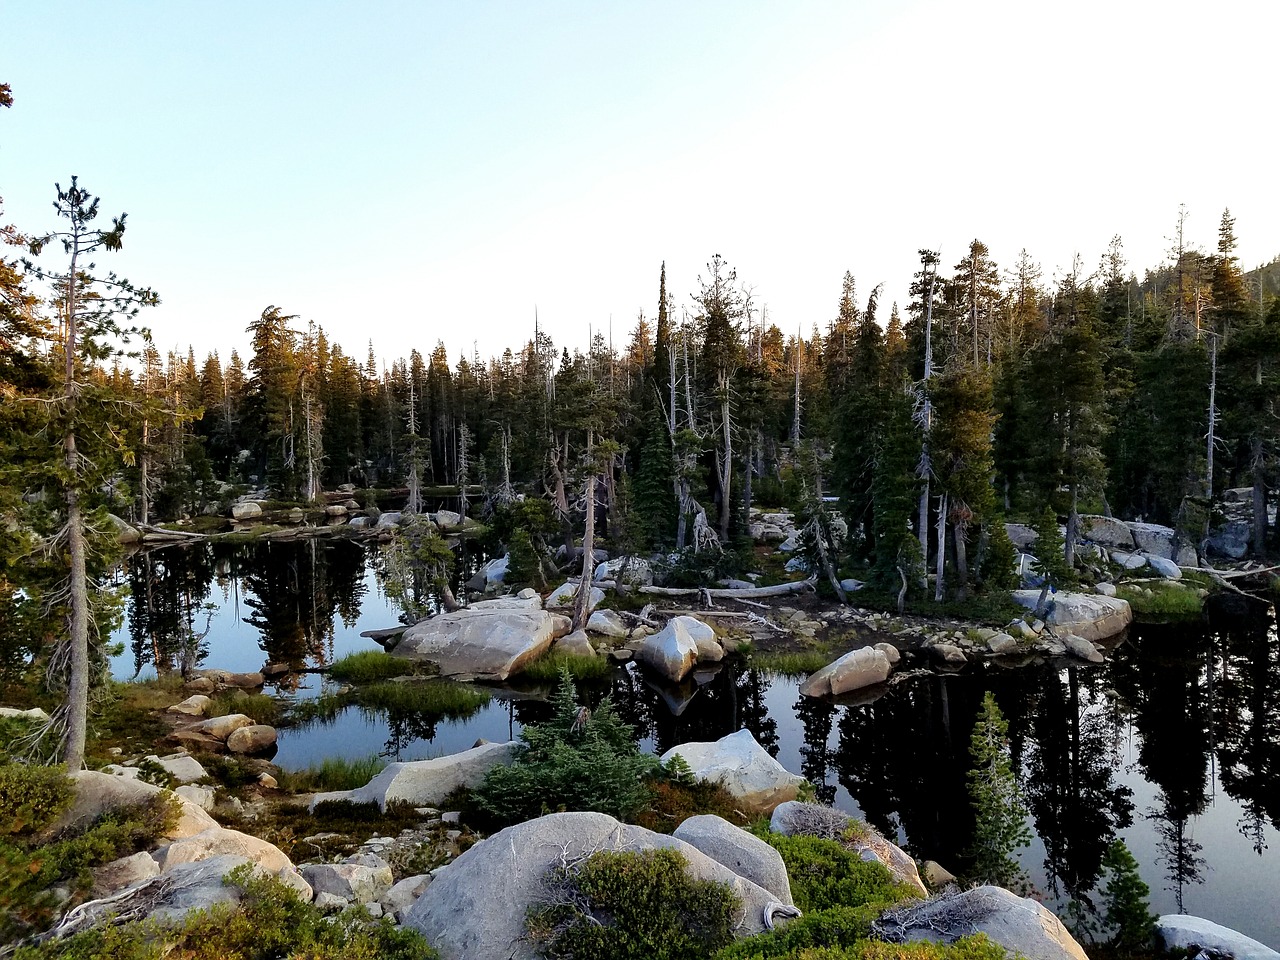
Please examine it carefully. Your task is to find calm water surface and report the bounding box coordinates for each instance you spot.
[110,541,1280,948]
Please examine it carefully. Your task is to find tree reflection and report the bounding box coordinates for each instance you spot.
[125,545,215,676]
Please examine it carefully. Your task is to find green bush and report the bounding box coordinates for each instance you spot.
[0,762,74,836]
[1,788,177,943]
[327,650,418,683]
[965,692,1030,888]
[527,848,739,960]
[760,834,920,913]
[18,862,438,960]
[714,905,878,959]
[471,670,658,827]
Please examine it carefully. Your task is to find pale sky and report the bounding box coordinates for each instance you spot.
[2,1,1276,368]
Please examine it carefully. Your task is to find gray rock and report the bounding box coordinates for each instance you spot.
[324,504,348,518]
[876,886,1087,960]
[1111,551,1149,571]
[1062,634,1104,663]
[778,535,799,553]
[313,891,349,910]
[545,581,605,613]
[434,509,463,529]
[382,873,432,920]
[1011,590,1132,643]
[477,555,508,589]
[1156,914,1280,960]
[660,729,805,814]
[231,501,262,521]
[376,511,403,528]
[156,754,208,783]
[227,724,278,754]
[636,616,702,682]
[56,770,217,841]
[930,643,968,665]
[986,632,1019,655]
[839,578,866,593]
[155,826,301,881]
[784,556,810,573]
[585,608,629,639]
[1146,555,1182,579]
[593,556,654,586]
[1094,582,1117,597]
[197,713,256,740]
[301,853,393,905]
[1208,518,1251,559]
[64,855,252,931]
[874,642,902,665]
[799,647,892,698]
[92,851,160,895]
[109,513,143,544]
[310,741,518,811]
[673,814,793,905]
[553,630,596,658]
[175,784,217,811]
[0,705,50,722]
[769,801,926,896]
[404,811,779,960]
[1080,515,1136,550]
[349,516,372,529]
[395,600,567,680]
[1126,521,1180,559]
[921,860,956,888]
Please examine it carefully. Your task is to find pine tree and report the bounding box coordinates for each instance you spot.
[967,691,1031,888]
[1099,839,1156,952]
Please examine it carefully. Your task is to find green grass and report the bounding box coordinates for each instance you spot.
[1116,581,1205,620]
[750,649,836,677]
[277,754,389,792]
[518,649,614,683]
[209,691,282,725]
[327,649,418,683]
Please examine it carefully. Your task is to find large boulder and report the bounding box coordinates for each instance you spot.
[1125,522,1180,559]
[1156,915,1280,960]
[593,556,654,587]
[1005,523,1038,551]
[394,598,567,680]
[660,729,806,814]
[109,513,142,545]
[799,647,892,698]
[403,811,779,960]
[1208,519,1252,559]
[1011,590,1132,643]
[770,801,926,897]
[301,852,394,905]
[1146,555,1182,579]
[636,616,702,682]
[154,826,307,895]
[585,608,629,639]
[545,580,605,613]
[1079,515,1136,550]
[227,724,278,754]
[92,850,160,895]
[230,501,262,521]
[57,771,218,841]
[876,886,1087,960]
[197,713,256,740]
[434,509,463,529]
[167,695,213,717]
[672,814,793,905]
[310,740,518,811]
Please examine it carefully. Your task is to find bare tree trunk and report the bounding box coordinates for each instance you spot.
[1065,485,1079,569]
[718,377,732,542]
[63,240,89,771]
[934,493,948,603]
[1251,436,1267,559]
[917,261,937,586]
[1206,333,1218,500]
[573,430,597,631]
[139,418,150,525]
[952,520,969,598]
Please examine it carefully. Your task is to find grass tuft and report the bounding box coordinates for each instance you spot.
[327,649,418,683]
[277,754,389,792]
[518,649,613,683]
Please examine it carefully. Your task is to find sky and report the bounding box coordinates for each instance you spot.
[2,0,1277,368]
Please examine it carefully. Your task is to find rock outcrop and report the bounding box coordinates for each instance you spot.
[1011,590,1132,643]
[394,595,569,680]
[659,729,806,814]
[404,811,780,959]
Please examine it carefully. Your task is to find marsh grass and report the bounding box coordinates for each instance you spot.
[209,691,282,725]
[277,754,389,793]
[354,679,491,715]
[327,650,419,683]
[519,650,613,683]
[750,649,836,677]
[1117,581,1205,619]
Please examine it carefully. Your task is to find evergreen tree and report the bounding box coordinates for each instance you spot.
[1099,839,1156,952]
[967,691,1031,888]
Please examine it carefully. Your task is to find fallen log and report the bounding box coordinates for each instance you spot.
[625,578,817,600]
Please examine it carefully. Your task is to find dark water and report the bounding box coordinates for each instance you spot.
[110,542,1280,948]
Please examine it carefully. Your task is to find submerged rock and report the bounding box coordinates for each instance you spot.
[659,729,805,814]
[404,811,779,959]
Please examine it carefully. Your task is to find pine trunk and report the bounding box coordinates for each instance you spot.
[1252,436,1267,559]
[934,493,948,602]
[573,433,597,631]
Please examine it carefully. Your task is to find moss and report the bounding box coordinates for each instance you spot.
[527,848,739,960]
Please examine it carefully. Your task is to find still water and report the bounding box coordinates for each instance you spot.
[109,540,1280,948]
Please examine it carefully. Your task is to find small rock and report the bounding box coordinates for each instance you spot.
[167,695,213,717]
[259,773,279,789]
[553,630,596,658]
[1062,635,1105,663]
[985,632,1019,655]
[156,754,208,783]
[1094,582,1117,597]
[873,642,901,665]
[175,784,217,811]
[92,851,160,895]
[921,860,956,887]
[184,677,217,695]
[227,724,278,755]
[441,811,461,824]
[382,874,432,920]
[585,609,629,639]
[313,891,349,911]
[198,714,256,741]
[930,643,968,665]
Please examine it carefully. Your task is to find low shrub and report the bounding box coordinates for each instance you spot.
[1116,582,1204,620]
[633,776,748,834]
[714,905,878,959]
[716,934,1009,960]
[750,650,837,677]
[17,862,439,960]
[527,848,739,960]
[0,762,74,836]
[760,834,920,914]
[470,669,658,828]
[353,680,490,716]
[327,650,418,684]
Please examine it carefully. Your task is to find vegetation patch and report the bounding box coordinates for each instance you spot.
[470,670,657,828]
[518,649,614,684]
[277,754,388,793]
[756,833,920,914]
[1116,581,1204,620]
[208,691,282,725]
[353,679,490,716]
[750,649,839,677]
[633,765,748,834]
[713,905,880,959]
[716,933,1008,960]
[216,797,423,864]
[15,861,438,960]
[527,847,740,960]
[327,650,419,683]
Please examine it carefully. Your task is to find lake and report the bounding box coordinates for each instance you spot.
[109,539,1280,949]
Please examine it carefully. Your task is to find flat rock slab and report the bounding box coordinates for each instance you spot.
[395,603,566,680]
[876,885,1088,960]
[404,811,778,960]
[310,740,518,811]
[660,728,806,814]
[1156,914,1280,960]
[800,646,892,698]
[1011,590,1132,643]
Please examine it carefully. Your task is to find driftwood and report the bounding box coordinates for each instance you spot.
[595,578,817,600]
[137,523,209,541]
